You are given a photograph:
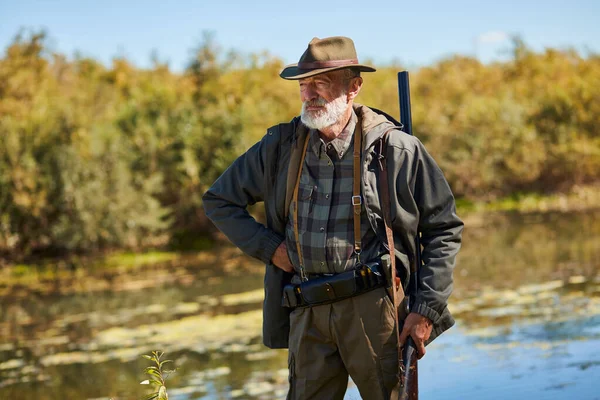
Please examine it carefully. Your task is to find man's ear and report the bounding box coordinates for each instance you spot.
[347,77,363,101]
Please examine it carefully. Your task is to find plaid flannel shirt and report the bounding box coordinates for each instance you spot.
[285,111,383,274]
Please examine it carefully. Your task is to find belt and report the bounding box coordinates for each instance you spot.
[282,262,388,308]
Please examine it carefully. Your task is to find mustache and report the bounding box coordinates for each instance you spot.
[303,98,328,108]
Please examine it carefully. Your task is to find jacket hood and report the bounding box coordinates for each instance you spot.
[354,103,401,150]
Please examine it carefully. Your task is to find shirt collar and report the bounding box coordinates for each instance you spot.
[309,109,358,160]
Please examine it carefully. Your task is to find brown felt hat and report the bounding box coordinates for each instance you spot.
[280,36,376,80]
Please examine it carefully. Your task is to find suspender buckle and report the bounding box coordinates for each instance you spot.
[300,267,308,282]
[351,195,362,206]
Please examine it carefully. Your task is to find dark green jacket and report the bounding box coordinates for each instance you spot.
[202,104,463,349]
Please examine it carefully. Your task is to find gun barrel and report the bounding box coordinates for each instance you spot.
[397,70,420,400]
[398,71,413,136]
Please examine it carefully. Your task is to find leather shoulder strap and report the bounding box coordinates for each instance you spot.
[379,128,409,397]
[379,129,406,301]
[284,123,310,221]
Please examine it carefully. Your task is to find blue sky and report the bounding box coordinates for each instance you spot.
[1,0,598,71]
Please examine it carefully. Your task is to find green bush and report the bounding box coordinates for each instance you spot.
[1,30,598,257]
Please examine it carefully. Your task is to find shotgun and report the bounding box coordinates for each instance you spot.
[398,71,419,400]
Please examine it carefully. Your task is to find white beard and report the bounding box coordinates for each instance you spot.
[301,93,349,130]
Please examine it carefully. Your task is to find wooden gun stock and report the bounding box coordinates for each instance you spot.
[400,337,419,400]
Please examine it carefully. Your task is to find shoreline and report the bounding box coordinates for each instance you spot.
[457,183,600,215]
[2,184,599,289]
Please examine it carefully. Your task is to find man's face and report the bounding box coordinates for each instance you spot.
[299,70,349,131]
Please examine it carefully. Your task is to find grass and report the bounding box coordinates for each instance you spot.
[102,251,179,271]
[0,245,260,295]
[3,251,177,275]
[0,250,182,292]
[457,184,600,215]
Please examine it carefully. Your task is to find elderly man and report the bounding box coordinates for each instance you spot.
[203,36,463,400]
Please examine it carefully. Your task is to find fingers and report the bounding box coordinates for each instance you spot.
[271,243,294,273]
[280,263,294,273]
[398,324,410,347]
[400,328,426,359]
[414,337,426,359]
[399,315,429,359]
[274,256,294,273]
[280,253,294,273]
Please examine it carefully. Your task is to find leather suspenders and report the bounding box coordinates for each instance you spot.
[291,121,363,281]
[351,121,364,260]
[291,134,311,281]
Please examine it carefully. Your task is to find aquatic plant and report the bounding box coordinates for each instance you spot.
[140,351,175,400]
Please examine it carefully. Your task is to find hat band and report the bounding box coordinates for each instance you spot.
[297,58,358,69]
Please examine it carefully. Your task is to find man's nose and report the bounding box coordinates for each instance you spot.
[302,86,318,102]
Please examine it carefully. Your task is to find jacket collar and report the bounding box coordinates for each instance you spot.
[353,103,397,151]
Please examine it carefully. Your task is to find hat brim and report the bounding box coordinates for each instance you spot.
[279,63,376,80]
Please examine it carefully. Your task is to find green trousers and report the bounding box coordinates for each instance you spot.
[286,287,399,400]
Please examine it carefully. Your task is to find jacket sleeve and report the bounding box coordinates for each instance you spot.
[202,134,284,264]
[409,139,464,323]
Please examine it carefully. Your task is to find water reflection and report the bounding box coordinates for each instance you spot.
[0,210,599,399]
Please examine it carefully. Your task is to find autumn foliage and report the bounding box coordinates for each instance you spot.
[1,32,598,257]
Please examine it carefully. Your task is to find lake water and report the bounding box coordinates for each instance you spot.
[1,210,599,399]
